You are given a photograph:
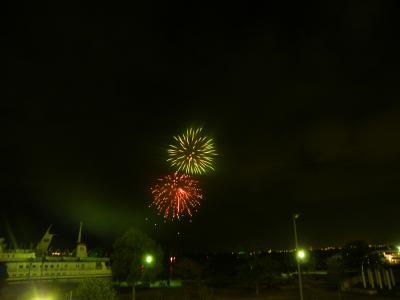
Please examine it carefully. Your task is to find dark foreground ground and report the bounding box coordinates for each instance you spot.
[120,285,400,300]
[1,281,400,300]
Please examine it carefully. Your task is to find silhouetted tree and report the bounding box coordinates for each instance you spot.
[0,262,7,285]
[0,238,8,282]
[326,254,344,287]
[112,228,163,300]
[342,240,370,271]
[365,250,386,267]
[236,255,280,296]
[88,246,106,258]
[74,278,117,300]
[173,257,203,281]
[301,254,317,272]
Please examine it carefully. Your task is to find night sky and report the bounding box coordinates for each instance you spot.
[4,1,400,252]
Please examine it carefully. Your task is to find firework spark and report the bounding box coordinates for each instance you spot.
[167,127,217,175]
[150,173,203,221]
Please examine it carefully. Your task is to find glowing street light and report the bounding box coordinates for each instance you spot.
[31,296,53,300]
[292,213,304,300]
[144,254,154,265]
[297,249,306,260]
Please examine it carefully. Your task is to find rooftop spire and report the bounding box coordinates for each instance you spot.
[77,222,83,244]
[76,222,87,258]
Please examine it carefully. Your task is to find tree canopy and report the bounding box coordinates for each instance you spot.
[173,257,203,280]
[111,227,163,284]
[236,254,280,295]
[342,240,370,270]
[74,278,117,300]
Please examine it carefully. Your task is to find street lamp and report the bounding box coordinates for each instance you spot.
[144,254,154,265]
[297,250,306,260]
[293,213,304,300]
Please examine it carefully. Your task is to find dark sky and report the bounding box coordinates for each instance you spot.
[4,1,400,252]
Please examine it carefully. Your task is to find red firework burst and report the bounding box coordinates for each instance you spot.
[150,173,202,221]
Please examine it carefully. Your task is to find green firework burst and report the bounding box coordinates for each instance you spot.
[167,127,217,174]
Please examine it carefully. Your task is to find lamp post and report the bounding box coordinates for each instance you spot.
[293,213,304,300]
